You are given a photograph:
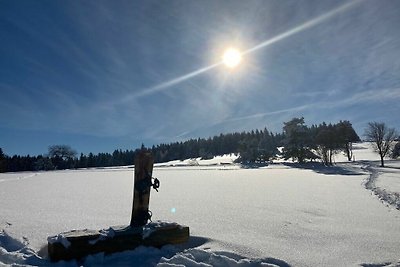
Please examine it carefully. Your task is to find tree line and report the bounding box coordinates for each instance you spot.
[0,146,137,172]
[280,118,399,166]
[281,118,360,164]
[1,118,398,172]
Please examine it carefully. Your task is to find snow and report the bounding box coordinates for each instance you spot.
[0,143,399,266]
[155,154,239,168]
[87,227,116,245]
[47,234,71,248]
[157,248,284,267]
[374,162,400,193]
[143,221,179,239]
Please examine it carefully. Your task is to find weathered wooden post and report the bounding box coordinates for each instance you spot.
[47,150,189,262]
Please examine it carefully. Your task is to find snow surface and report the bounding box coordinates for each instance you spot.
[154,154,240,169]
[374,162,400,194]
[0,143,399,266]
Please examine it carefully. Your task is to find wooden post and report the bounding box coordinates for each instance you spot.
[130,150,154,227]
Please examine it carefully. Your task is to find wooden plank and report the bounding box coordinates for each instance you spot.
[48,223,189,262]
[130,151,154,227]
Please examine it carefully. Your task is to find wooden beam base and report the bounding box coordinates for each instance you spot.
[48,221,189,262]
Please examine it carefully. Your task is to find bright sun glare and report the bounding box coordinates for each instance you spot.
[222,48,242,68]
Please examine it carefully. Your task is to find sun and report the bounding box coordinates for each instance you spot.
[222,48,242,68]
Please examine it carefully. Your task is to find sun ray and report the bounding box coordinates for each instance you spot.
[121,63,221,103]
[243,0,361,55]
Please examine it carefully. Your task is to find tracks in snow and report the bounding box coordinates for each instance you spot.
[361,162,400,211]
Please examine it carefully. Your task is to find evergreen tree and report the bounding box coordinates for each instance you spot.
[87,153,95,167]
[391,142,400,159]
[0,148,6,172]
[257,129,278,162]
[34,156,55,171]
[336,120,360,161]
[237,136,259,163]
[282,117,314,163]
[78,153,88,168]
[315,123,339,165]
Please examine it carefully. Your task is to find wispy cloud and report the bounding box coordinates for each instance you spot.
[175,86,400,138]
[339,87,400,106]
[293,90,339,98]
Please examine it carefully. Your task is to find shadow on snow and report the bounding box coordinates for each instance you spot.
[1,232,292,267]
[282,162,363,176]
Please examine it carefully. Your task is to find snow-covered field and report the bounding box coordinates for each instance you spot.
[1,143,399,266]
[372,162,400,195]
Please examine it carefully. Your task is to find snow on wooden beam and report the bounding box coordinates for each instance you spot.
[48,222,189,262]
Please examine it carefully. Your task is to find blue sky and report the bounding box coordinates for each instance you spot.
[1,0,399,156]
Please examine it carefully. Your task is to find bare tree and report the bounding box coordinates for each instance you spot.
[48,145,77,160]
[364,122,397,167]
[48,145,77,169]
